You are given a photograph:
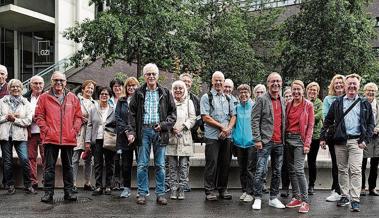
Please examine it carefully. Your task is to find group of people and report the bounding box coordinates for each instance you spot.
[0,63,378,214]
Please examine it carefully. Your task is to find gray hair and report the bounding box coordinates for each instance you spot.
[51,71,66,80]
[179,73,192,81]
[0,64,7,75]
[143,63,159,76]
[224,79,234,88]
[8,79,23,91]
[212,71,225,80]
[30,75,44,83]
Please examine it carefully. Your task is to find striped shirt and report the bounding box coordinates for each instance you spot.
[143,88,160,124]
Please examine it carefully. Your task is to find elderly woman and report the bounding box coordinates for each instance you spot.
[115,77,140,198]
[72,80,97,193]
[86,87,116,196]
[361,82,379,196]
[167,80,196,200]
[253,84,266,100]
[285,80,314,213]
[306,82,323,195]
[322,74,345,202]
[232,84,255,202]
[284,88,293,103]
[0,79,36,194]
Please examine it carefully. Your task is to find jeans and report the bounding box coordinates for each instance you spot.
[362,157,379,190]
[234,146,257,195]
[93,139,115,188]
[253,141,283,199]
[137,127,166,197]
[327,139,341,194]
[121,148,138,188]
[28,133,44,186]
[281,144,290,190]
[307,138,320,187]
[167,156,189,191]
[72,149,92,186]
[204,138,232,195]
[286,135,308,203]
[43,144,74,194]
[1,140,31,187]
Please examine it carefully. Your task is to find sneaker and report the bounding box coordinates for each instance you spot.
[252,199,262,210]
[286,198,302,208]
[350,201,360,212]
[92,187,103,196]
[136,196,146,205]
[206,192,217,201]
[170,189,178,200]
[243,194,254,202]
[219,190,232,200]
[71,186,78,193]
[120,187,131,198]
[112,180,121,191]
[337,196,350,207]
[178,189,185,200]
[156,196,168,205]
[7,185,15,195]
[63,193,77,201]
[104,187,112,195]
[298,202,310,213]
[41,192,53,203]
[240,192,247,201]
[83,184,95,191]
[269,198,285,209]
[308,186,315,195]
[25,186,38,194]
[326,190,341,202]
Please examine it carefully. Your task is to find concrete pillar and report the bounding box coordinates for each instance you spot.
[13,30,19,79]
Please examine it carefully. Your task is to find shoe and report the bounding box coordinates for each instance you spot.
[178,190,185,200]
[136,192,150,197]
[120,187,131,198]
[240,192,247,201]
[308,186,315,195]
[252,199,262,210]
[286,198,302,208]
[71,186,78,193]
[7,185,15,195]
[156,196,168,205]
[41,192,53,203]
[206,192,217,201]
[112,180,121,191]
[326,190,341,202]
[25,186,38,194]
[360,189,367,196]
[298,202,310,213]
[104,187,112,195]
[136,196,146,205]
[280,190,289,198]
[350,201,360,212]
[92,187,103,196]
[170,189,178,200]
[219,190,232,200]
[369,189,379,196]
[64,193,77,201]
[337,196,350,207]
[184,186,191,192]
[243,194,254,202]
[83,184,95,191]
[269,198,285,209]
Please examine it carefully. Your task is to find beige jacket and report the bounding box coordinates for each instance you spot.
[0,95,32,141]
[74,94,97,150]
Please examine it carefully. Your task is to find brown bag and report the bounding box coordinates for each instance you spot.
[103,130,116,151]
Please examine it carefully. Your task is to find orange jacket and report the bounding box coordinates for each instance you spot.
[35,89,82,146]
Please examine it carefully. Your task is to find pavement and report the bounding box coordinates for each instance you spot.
[1,189,379,218]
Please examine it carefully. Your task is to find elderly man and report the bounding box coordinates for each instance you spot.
[200,71,236,201]
[0,64,9,98]
[320,74,375,212]
[127,63,176,205]
[24,75,45,190]
[224,78,238,103]
[35,71,82,203]
[251,72,286,210]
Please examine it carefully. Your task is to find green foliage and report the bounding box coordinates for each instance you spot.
[114,72,128,82]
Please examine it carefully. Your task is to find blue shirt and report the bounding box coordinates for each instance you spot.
[232,99,254,148]
[143,88,160,124]
[343,95,361,136]
[323,95,338,119]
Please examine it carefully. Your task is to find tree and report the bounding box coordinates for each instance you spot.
[278,0,378,94]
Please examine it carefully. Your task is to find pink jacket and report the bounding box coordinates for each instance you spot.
[286,98,315,149]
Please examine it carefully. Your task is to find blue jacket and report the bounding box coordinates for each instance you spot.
[232,99,254,148]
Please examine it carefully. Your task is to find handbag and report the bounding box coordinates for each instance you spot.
[325,98,361,141]
[103,129,117,151]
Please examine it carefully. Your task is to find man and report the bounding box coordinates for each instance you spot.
[200,71,236,201]
[320,74,374,212]
[127,63,176,205]
[251,72,286,210]
[224,78,238,103]
[35,71,82,203]
[24,75,45,190]
[0,64,9,98]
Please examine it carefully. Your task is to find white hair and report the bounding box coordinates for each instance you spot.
[30,75,44,83]
[143,63,159,76]
[171,80,188,101]
[0,64,8,75]
[224,79,234,88]
[212,71,225,80]
[51,71,66,80]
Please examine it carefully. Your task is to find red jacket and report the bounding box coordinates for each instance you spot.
[35,89,82,147]
[286,98,315,149]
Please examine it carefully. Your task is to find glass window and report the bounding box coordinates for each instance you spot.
[0,28,14,79]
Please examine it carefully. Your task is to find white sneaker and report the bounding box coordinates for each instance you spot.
[252,199,262,210]
[326,190,341,202]
[240,192,247,201]
[243,194,254,202]
[269,198,285,209]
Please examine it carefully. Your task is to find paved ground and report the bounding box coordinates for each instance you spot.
[0,189,378,218]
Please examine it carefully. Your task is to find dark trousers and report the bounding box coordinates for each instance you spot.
[93,139,115,188]
[327,140,341,194]
[204,138,232,194]
[308,139,320,187]
[235,146,257,195]
[114,154,121,182]
[43,144,73,194]
[121,148,138,188]
[362,157,379,190]
[28,134,45,186]
[281,144,290,190]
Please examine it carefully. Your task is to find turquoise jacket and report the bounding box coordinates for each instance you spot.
[232,99,254,148]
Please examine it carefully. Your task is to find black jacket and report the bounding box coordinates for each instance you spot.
[115,96,135,151]
[23,90,33,102]
[127,83,176,146]
[320,95,375,145]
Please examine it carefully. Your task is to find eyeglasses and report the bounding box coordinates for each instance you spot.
[32,82,44,85]
[100,93,109,96]
[173,87,184,90]
[53,79,66,83]
[10,85,21,89]
[145,73,157,77]
[269,80,282,83]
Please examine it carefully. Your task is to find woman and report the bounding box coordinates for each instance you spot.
[167,80,196,200]
[72,80,97,193]
[285,80,314,213]
[232,84,255,202]
[86,87,116,195]
[253,84,266,100]
[306,82,323,195]
[284,88,293,103]
[323,74,345,202]
[361,82,379,196]
[0,79,36,194]
[109,78,124,190]
[115,77,140,198]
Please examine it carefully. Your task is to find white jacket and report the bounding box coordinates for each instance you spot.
[0,95,32,141]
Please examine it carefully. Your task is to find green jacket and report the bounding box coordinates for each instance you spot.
[311,98,323,139]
